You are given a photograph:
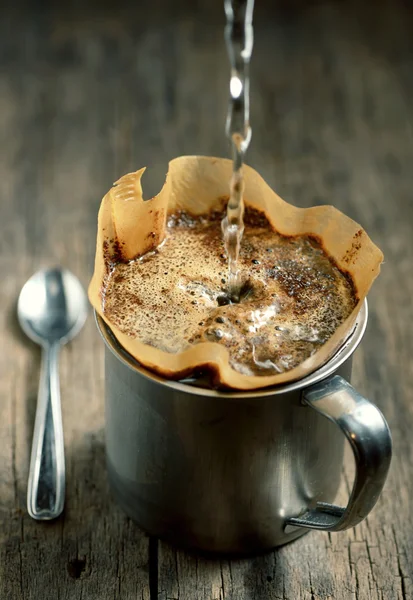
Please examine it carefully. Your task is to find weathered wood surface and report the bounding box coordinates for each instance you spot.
[1,0,412,598]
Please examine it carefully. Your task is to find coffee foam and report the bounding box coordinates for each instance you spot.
[102,211,356,377]
[89,156,383,390]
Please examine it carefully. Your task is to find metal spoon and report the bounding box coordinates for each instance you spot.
[18,267,88,520]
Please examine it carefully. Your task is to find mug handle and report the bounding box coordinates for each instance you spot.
[285,375,392,532]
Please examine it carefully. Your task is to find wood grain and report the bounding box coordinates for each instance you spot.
[1,0,412,598]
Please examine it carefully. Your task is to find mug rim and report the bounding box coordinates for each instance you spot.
[95,299,368,398]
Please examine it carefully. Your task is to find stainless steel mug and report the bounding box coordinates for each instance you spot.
[96,301,392,555]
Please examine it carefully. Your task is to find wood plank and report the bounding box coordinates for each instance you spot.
[0,5,152,598]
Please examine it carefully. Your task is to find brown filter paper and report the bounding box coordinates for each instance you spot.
[89,156,383,390]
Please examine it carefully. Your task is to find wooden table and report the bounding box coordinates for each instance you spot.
[1,0,412,598]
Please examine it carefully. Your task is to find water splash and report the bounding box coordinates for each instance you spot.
[222,0,255,301]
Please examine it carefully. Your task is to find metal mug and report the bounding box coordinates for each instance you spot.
[96,300,392,555]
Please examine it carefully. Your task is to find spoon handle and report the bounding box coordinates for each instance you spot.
[27,343,65,520]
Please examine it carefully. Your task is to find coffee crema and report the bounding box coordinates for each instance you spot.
[102,206,357,377]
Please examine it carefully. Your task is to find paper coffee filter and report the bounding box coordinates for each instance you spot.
[89,155,383,390]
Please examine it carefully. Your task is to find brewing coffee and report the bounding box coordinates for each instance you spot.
[102,204,356,377]
[89,156,383,389]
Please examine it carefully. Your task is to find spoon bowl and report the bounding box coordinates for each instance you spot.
[18,268,87,346]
